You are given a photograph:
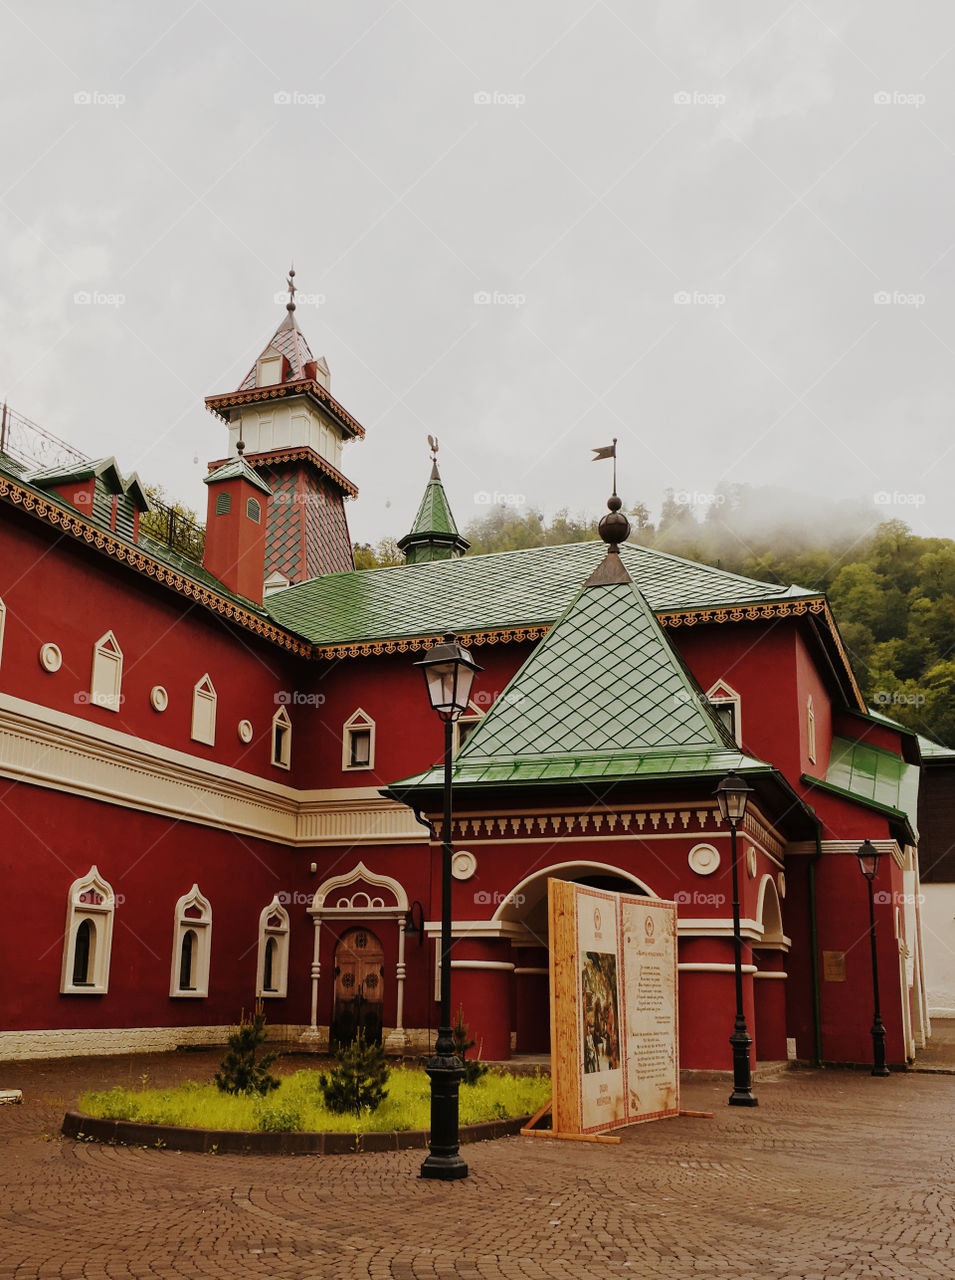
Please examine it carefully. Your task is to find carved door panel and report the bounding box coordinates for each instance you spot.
[331,928,384,1050]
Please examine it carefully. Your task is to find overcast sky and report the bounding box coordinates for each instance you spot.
[3,1,954,549]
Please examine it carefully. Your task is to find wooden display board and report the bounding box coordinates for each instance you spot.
[548,879,679,1136]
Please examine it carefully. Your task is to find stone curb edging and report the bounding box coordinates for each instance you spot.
[62,1110,530,1155]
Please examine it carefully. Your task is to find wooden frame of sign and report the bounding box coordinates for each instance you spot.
[547,878,680,1137]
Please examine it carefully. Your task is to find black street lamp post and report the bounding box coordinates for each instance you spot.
[715,771,758,1107]
[856,840,891,1077]
[414,636,482,1180]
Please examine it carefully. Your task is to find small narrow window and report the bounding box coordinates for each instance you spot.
[170,885,212,997]
[215,491,231,515]
[191,674,217,746]
[256,897,290,998]
[246,497,261,523]
[342,709,375,771]
[90,630,123,712]
[807,695,816,764]
[705,679,742,747]
[0,596,6,669]
[453,700,484,754]
[271,705,292,769]
[60,867,115,994]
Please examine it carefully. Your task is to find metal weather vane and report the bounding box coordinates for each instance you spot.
[286,264,297,313]
[428,434,439,462]
[592,437,618,495]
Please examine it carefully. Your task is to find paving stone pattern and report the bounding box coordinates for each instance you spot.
[1,1050,953,1279]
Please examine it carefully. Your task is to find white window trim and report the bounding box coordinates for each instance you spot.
[271,705,292,770]
[256,896,290,998]
[0,596,6,669]
[452,699,484,754]
[807,694,816,764]
[90,630,123,713]
[256,348,285,388]
[342,708,375,771]
[191,674,217,746]
[60,866,115,994]
[170,884,212,998]
[705,678,742,747]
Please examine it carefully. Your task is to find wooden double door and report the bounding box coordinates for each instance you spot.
[331,927,384,1050]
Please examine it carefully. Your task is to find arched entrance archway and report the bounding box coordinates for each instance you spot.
[490,861,656,1055]
[332,927,384,1050]
[753,874,788,1061]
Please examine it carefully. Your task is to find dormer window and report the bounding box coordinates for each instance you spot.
[453,700,484,754]
[706,679,742,747]
[255,348,287,388]
[343,709,375,771]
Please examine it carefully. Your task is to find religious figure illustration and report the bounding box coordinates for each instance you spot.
[581,951,621,1074]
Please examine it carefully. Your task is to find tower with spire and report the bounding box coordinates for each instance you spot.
[398,437,470,565]
[204,269,365,587]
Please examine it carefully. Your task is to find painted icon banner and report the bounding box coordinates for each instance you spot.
[548,879,679,1135]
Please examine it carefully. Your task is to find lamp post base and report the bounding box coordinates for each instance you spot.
[420,1044,468,1181]
[728,1026,758,1107]
[871,1017,890,1077]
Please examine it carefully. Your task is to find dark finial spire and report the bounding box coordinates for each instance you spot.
[286,264,297,313]
[598,493,631,557]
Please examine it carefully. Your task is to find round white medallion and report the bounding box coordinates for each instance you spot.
[777,870,786,900]
[149,685,169,712]
[237,719,254,744]
[687,843,720,876]
[39,643,62,672]
[451,850,477,881]
[747,847,757,878]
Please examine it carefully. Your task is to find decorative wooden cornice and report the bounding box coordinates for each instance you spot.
[0,475,311,656]
[656,597,826,627]
[209,446,358,499]
[315,626,550,662]
[204,378,365,440]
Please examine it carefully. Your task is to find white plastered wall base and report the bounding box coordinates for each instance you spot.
[0,1024,308,1062]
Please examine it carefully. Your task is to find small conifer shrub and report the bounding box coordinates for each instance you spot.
[319,1032,390,1115]
[214,1002,280,1096]
[453,1005,489,1085]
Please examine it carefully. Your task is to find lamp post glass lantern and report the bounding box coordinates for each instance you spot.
[414,638,482,1180]
[856,840,891,1077]
[715,772,758,1107]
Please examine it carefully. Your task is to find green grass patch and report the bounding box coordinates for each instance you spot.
[80,1067,550,1134]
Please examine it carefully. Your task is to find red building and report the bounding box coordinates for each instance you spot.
[0,293,929,1071]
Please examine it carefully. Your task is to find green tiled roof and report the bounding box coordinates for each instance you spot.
[826,735,920,834]
[917,733,955,761]
[389,555,771,793]
[409,464,461,539]
[204,455,272,496]
[265,539,816,647]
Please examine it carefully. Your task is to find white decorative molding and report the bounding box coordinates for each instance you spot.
[450,960,516,971]
[191,674,216,746]
[170,884,212,998]
[451,850,477,881]
[688,843,720,876]
[60,866,115,995]
[777,871,787,899]
[787,839,904,869]
[271,705,291,769]
[0,692,425,846]
[753,970,788,980]
[256,895,289,998]
[150,685,168,712]
[237,719,253,744]
[342,707,375,771]
[678,962,757,974]
[310,861,409,913]
[39,643,62,672]
[746,847,757,879]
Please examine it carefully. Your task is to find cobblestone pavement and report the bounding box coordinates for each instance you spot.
[2,1050,955,1279]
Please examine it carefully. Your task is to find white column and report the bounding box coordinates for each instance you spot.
[298,916,326,1049]
[385,915,411,1054]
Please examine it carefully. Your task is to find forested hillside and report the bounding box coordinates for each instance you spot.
[354,484,954,746]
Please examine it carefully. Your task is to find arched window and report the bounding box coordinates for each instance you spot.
[342,708,375,771]
[215,492,231,515]
[257,896,290,998]
[60,867,115,994]
[271,705,292,770]
[170,885,212,997]
[90,630,123,712]
[246,497,261,523]
[191,674,217,746]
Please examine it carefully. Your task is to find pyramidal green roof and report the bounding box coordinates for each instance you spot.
[397,461,470,563]
[389,551,771,793]
[204,455,272,495]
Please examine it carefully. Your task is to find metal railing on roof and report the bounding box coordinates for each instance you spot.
[0,401,206,561]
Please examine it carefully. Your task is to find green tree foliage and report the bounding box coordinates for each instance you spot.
[214,1003,280,1096]
[453,1005,489,1085]
[318,1033,390,1116]
[353,537,403,569]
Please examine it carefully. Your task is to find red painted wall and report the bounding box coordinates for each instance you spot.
[202,473,267,604]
